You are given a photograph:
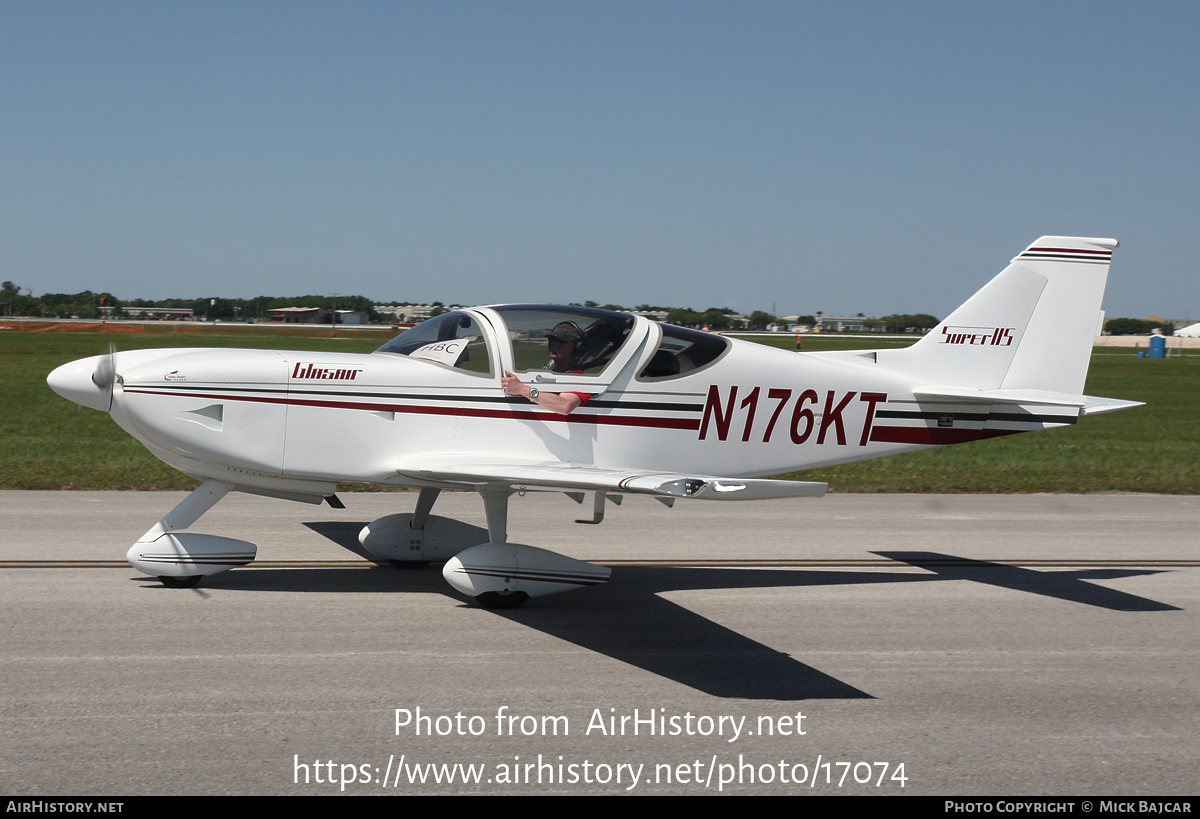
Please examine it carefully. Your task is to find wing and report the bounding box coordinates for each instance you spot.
[394,457,826,501]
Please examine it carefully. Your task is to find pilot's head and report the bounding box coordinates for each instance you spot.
[545,321,585,372]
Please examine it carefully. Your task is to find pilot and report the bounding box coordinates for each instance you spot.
[502,321,590,415]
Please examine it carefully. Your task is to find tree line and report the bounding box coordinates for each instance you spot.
[1104,317,1176,335]
[0,283,378,322]
[3,281,948,332]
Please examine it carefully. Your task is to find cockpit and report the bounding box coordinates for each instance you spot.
[374,305,729,382]
[491,305,635,375]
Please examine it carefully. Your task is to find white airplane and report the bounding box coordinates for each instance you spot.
[48,236,1140,608]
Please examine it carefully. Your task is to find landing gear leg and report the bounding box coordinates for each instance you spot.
[412,487,440,530]
[479,485,512,546]
[387,487,441,568]
[142,480,233,542]
[473,486,529,610]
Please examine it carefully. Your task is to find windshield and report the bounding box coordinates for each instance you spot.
[374,311,493,376]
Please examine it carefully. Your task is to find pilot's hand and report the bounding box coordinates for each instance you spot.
[501,370,529,398]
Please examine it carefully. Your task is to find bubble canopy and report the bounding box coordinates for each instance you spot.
[374,305,727,381]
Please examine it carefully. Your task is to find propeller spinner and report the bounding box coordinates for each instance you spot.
[47,344,118,412]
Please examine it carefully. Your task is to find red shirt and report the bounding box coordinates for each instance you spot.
[564,369,589,405]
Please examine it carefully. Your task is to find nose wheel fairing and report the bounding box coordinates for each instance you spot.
[125,480,256,587]
[127,532,257,581]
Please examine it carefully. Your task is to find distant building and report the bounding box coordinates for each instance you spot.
[374,305,470,324]
[813,315,883,333]
[269,307,327,324]
[374,305,439,323]
[334,310,367,325]
[101,307,195,320]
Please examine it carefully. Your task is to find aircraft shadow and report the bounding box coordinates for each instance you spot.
[302,521,378,560]
[490,570,878,701]
[874,552,1181,612]
[192,524,1179,701]
[200,562,881,701]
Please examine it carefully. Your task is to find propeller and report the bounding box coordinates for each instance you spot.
[89,343,119,412]
[91,343,117,388]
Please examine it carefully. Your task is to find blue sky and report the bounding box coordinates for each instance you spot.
[3,1,1197,320]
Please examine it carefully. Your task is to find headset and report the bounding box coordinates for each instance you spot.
[546,321,587,365]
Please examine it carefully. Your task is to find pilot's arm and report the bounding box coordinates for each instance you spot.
[502,371,583,415]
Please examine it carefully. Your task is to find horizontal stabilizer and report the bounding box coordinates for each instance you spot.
[912,386,1142,416]
[395,458,826,501]
[913,386,1087,407]
[1081,395,1145,415]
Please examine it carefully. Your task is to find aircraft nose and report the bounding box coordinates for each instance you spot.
[47,356,113,412]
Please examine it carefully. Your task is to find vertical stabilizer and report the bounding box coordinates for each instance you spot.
[883,236,1116,395]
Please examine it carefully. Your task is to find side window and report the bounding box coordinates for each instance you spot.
[374,312,493,376]
[637,324,729,380]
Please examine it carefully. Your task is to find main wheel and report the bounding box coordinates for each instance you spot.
[475,591,530,610]
[158,575,202,588]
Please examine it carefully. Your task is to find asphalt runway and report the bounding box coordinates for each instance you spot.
[1,491,1197,795]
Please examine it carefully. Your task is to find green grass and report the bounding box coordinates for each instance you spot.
[3,325,1196,492]
[0,325,392,490]
[727,333,917,352]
